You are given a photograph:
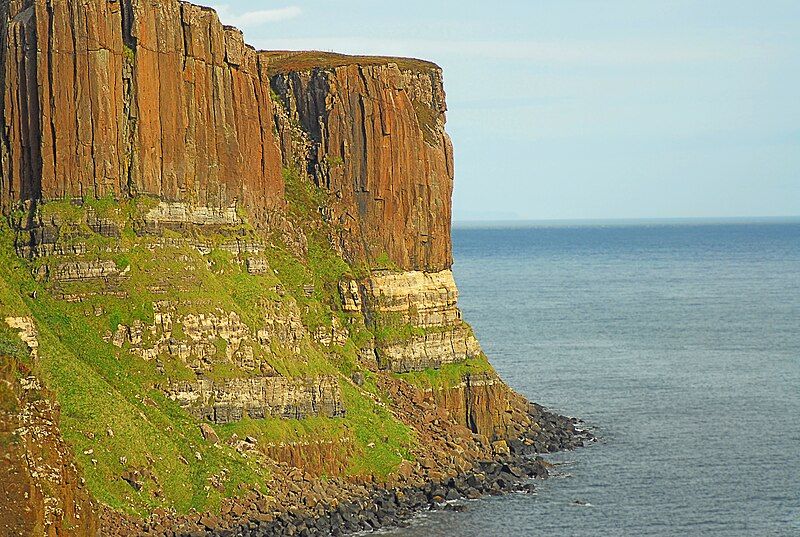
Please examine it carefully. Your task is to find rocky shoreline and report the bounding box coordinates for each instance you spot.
[0,2,597,534]
[101,405,593,537]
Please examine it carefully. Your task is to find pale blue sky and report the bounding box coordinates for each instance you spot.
[208,1,799,221]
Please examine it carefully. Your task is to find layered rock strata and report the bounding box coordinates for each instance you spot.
[357,270,482,372]
[163,376,345,424]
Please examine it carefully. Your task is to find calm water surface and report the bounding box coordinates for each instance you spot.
[387,220,800,536]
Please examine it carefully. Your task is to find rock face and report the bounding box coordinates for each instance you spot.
[377,328,481,373]
[429,373,534,440]
[0,0,284,222]
[163,376,345,424]
[0,356,98,536]
[358,270,482,372]
[363,271,463,328]
[1,2,454,273]
[270,53,454,272]
[47,259,127,282]
[5,316,38,359]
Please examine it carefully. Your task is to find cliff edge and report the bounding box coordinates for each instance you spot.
[0,2,587,535]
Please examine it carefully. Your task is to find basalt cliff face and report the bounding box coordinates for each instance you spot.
[269,54,454,272]
[0,0,452,271]
[1,0,284,221]
[0,2,586,536]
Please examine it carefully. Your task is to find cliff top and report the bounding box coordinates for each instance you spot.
[262,50,440,76]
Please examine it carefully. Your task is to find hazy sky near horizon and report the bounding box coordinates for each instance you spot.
[208,1,799,221]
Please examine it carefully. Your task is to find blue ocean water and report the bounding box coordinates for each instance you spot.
[389,219,800,536]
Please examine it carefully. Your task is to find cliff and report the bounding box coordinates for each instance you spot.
[0,351,99,536]
[268,52,454,272]
[1,0,284,222]
[0,0,453,272]
[0,2,586,535]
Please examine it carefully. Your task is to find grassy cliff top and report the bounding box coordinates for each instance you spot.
[262,50,440,76]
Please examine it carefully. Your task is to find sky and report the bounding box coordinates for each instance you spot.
[207,1,800,221]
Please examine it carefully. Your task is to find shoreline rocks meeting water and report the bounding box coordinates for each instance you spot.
[99,405,593,536]
[0,1,595,535]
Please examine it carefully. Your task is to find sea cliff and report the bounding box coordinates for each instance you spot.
[0,1,588,535]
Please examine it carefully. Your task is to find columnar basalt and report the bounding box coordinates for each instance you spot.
[268,53,454,272]
[427,373,535,440]
[1,2,454,274]
[0,1,588,533]
[0,0,284,221]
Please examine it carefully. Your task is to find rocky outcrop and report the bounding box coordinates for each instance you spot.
[270,53,454,272]
[46,259,128,282]
[0,0,284,221]
[358,270,482,371]
[0,357,98,536]
[375,326,481,373]
[363,271,462,327]
[163,376,345,424]
[108,300,317,376]
[427,373,534,440]
[5,316,38,359]
[259,437,356,477]
[142,201,241,228]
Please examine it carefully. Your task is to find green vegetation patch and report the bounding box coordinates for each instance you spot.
[0,180,424,514]
[0,325,31,364]
[397,355,496,391]
[412,100,440,146]
[263,51,439,76]
[0,226,270,515]
[339,381,415,477]
[369,310,458,347]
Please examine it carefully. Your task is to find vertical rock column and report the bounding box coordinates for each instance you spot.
[110,0,287,219]
[269,56,455,272]
[1,0,126,204]
[0,0,285,221]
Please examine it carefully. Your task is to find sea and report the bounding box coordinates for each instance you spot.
[386,218,800,536]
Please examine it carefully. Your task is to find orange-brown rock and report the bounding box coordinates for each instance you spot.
[269,52,455,272]
[428,373,534,440]
[1,0,284,222]
[0,355,99,536]
[259,437,356,477]
[2,2,454,272]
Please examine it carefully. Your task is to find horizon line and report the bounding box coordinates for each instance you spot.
[452,215,800,226]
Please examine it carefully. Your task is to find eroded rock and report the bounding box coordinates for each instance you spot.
[163,376,346,424]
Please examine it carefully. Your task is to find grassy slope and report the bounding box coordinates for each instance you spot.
[262,51,439,76]
[0,168,493,516]
[0,230,273,515]
[0,166,428,515]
